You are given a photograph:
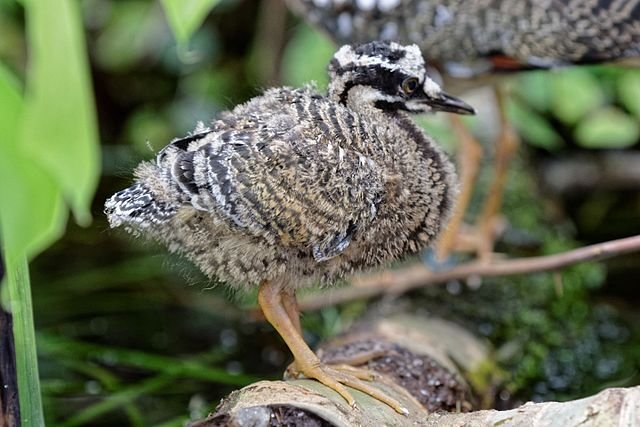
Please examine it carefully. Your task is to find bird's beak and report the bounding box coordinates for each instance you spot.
[425,91,476,115]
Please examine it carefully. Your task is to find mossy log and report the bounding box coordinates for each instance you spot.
[191,313,639,427]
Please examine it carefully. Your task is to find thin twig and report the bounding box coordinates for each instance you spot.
[298,234,640,312]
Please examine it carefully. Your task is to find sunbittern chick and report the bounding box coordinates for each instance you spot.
[104,41,474,413]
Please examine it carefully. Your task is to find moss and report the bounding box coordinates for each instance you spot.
[413,156,637,404]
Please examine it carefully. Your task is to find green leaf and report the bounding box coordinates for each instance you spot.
[617,71,640,118]
[0,63,67,259]
[161,0,219,49]
[550,68,604,125]
[93,1,162,72]
[574,107,639,149]
[507,98,564,150]
[282,24,336,90]
[21,0,99,226]
[514,71,553,112]
[0,62,22,149]
[0,153,67,259]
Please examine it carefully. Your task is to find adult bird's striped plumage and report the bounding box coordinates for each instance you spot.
[287,0,640,259]
[288,0,640,76]
[105,41,474,412]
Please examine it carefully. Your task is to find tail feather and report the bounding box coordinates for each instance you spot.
[104,183,177,231]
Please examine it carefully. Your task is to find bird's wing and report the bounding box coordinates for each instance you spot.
[164,116,384,262]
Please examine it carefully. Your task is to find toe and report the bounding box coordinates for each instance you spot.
[304,365,357,407]
[338,375,409,415]
[329,363,378,381]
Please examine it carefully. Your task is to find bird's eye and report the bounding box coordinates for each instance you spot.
[402,77,419,94]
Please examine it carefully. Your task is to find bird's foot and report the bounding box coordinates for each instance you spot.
[257,281,408,415]
[285,360,408,415]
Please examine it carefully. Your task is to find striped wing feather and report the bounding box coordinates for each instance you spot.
[164,98,384,261]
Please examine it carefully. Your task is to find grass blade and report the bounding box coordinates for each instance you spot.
[38,333,258,385]
[60,374,175,427]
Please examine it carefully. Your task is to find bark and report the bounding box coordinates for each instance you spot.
[191,313,639,427]
[420,387,639,426]
[1,248,19,427]
[0,306,19,427]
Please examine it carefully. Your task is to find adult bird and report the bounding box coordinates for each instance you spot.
[287,0,640,259]
[105,41,474,413]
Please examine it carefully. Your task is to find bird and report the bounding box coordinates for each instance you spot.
[287,0,640,260]
[105,40,474,413]
[287,0,640,72]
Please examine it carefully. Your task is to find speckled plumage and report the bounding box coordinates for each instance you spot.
[105,42,472,291]
[289,0,640,77]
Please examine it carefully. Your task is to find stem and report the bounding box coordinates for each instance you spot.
[299,234,640,311]
[4,253,44,427]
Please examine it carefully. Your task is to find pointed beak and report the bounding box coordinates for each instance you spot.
[426,91,476,115]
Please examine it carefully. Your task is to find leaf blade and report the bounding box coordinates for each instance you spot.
[161,0,219,48]
[574,107,639,149]
[21,0,100,226]
[0,62,67,260]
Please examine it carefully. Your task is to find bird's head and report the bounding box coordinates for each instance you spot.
[328,41,475,115]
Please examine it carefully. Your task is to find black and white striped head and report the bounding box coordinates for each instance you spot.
[328,41,475,115]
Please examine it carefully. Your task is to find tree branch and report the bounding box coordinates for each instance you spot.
[299,234,640,312]
[421,386,640,427]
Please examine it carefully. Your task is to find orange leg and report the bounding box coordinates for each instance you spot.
[436,114,483,260]
[437,86,519,261]
[258,280,408,414]
[282,290,377,381]
[475,86,519,262]
[281,288,301,336]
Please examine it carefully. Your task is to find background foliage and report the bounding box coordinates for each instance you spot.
[0,0,638,426]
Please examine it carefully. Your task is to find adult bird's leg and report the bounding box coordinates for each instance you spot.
[258,280,408,414]
[437,86,519,261]
[475,85,519,262]
[436,114,483,260]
